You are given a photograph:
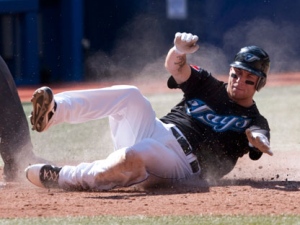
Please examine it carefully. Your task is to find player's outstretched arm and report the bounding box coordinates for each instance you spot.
[164,32,199,84]
[246,128,273,156]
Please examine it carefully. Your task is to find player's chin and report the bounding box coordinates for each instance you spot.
[231,91,242,98]
[230,93,250,103]
[232,88,248,98]
[232,86,244,93]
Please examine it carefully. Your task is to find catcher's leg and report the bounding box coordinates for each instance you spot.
[0,55,47,181]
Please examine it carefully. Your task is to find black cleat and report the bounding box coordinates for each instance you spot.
[25,164,61,189]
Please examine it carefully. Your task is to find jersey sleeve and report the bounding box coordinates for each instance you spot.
[167,65,221,95]
[249,148,263,160]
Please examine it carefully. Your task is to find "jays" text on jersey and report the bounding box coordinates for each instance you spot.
[186,99,251,132]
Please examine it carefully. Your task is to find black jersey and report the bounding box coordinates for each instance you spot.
[160,66,270,179]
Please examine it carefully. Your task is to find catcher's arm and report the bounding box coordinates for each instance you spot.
[246,126,273,156]
[165,32,199,84]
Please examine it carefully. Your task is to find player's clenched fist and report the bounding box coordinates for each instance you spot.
[246,128,273,156]
[174,32,199,55]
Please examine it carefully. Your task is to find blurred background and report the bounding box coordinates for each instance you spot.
[0,0,300,85]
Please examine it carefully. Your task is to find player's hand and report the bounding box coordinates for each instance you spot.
[173,32,199,55]
[246,128,273,156]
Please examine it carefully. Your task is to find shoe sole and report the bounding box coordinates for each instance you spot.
[30,87,54,132]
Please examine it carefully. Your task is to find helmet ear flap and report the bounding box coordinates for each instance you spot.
[256,77,266,91]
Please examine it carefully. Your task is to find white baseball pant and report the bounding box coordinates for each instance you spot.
[47,85,200,191]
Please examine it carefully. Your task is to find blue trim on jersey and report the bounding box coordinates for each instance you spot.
[186,99,251,132]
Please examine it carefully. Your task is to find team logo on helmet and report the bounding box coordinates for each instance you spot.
[243,53,260,62]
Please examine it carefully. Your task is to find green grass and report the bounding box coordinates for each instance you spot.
[1,85,300,224]
[2,215,300,225]
[252,85,300,152]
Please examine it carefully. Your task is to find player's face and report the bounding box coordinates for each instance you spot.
[227,67,258,107]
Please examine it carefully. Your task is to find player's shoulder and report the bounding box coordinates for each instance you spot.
[190,64,210,76]
[190,65,221,84]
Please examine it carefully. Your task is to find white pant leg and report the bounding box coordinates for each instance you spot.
[46,85,199,190]
[58,121,198,191]
[49,85,156,149]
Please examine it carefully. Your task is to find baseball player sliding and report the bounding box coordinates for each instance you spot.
[25,32,272,191]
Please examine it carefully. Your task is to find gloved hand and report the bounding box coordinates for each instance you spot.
[246,128,273,156]
[173,32,199,55]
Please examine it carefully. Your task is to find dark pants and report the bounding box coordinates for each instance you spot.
[0,55,37,181]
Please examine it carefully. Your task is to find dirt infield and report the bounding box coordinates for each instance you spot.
[0,73,300,218]
[1,151,300,218]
